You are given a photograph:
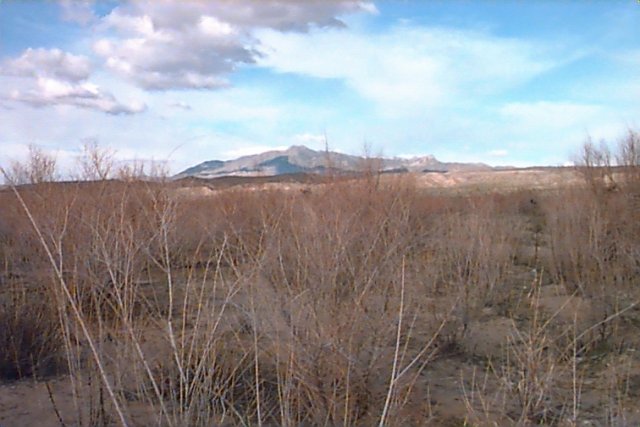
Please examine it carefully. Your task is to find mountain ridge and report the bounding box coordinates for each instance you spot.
[175,145,492,179]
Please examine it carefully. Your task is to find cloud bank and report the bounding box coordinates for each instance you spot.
[256,25,559,115]
[1,48,145,114]
[93,0,376,90]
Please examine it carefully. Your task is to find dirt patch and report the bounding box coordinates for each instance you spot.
[461,317,517,359]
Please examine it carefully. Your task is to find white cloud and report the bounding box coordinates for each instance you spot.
[1,48,92,82]
[93,10,251,90]
[59,0,97,25]
[8,77,146,115]
[256,25,560,116]
[92,0,375,90]
[357,2,379,15]
[0,48,146,115]
[199,15,236,37]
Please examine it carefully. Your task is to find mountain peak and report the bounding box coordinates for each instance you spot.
[287,145,316,152]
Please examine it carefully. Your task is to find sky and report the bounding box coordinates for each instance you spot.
[1,0,639,174]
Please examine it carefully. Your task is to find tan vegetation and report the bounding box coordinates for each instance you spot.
[1,132,640,426]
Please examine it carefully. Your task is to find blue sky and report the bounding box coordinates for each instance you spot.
[1,0,639,173]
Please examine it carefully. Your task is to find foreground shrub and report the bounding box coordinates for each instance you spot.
[0,284,64,380]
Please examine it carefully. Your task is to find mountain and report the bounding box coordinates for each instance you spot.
[174,145,491,179]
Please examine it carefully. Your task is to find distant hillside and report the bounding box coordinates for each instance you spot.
[175,145,491,179]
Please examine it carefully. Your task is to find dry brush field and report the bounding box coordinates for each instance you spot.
[1,139,640,426]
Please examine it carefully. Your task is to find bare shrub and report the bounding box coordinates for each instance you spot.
[3,139,640,426]
[0,284,64,380]
[77,139,116,181]
[427,193,525,328]
[3,144,58,185]
[548,132,640,339]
